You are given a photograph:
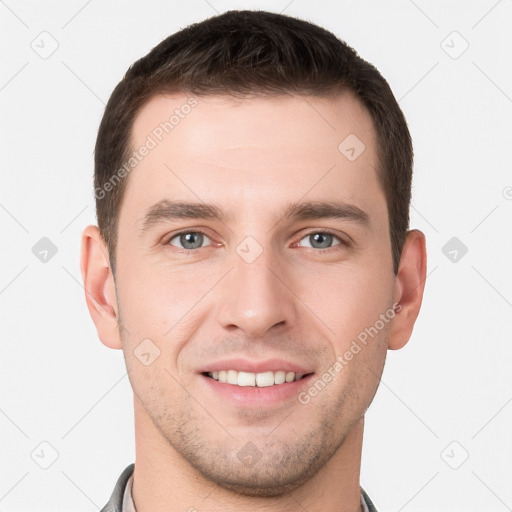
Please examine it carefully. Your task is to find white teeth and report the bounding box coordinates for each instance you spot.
[227,370,238,385]
[207,370,307,387]
[256,371,275,387]
[237,371,256,387]
[274,370,286,385]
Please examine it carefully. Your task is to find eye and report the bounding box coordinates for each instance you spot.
[297,232,343,250]
[168,231,212,250]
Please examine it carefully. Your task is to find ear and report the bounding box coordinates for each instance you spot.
[80,225,122,349]
[388,229,427,350]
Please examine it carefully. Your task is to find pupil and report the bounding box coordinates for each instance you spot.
[182,232,202,249]
[311,233,331,249]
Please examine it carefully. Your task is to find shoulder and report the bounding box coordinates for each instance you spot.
[361,487,379,512]
[100,464,135,512]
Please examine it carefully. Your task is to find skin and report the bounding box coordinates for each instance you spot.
[81,91,427,512]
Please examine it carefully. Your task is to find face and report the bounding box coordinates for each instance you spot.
[113,92,397,495]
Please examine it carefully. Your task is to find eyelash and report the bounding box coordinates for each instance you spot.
[293,230,349,251]
[165,229,349,252]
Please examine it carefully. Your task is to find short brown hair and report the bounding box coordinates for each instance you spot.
[94,10,413,275]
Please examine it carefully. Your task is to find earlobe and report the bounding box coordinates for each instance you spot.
[388,229,427,350]
[80,225,122,350]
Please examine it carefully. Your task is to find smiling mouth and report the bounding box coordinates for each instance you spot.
[202,370,314,387]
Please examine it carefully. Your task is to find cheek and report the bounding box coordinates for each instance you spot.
[125,357,185,425]
[116,261,216,389]
[295,260,395,345]
[116,259,201,334]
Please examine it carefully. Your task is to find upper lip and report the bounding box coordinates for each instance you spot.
[200,358,314,375]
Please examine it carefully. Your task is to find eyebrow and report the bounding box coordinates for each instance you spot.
[139,199,370,232]
[279,200,370,226]
[140,200,229,232]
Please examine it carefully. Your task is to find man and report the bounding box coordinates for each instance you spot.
[81,9,426,512]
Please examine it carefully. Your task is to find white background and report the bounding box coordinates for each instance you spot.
[1,1,511,511]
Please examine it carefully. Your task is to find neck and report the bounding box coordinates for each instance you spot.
[132,397,364,512]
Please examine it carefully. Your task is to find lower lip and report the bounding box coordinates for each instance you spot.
[200,373,315,407]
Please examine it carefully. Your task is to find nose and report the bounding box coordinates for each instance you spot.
[216,248,298,338]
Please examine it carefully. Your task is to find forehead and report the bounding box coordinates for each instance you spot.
[132,91,376,160]
[122,92,384,227]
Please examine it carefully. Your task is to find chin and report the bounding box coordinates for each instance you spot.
[196,462,318,498]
